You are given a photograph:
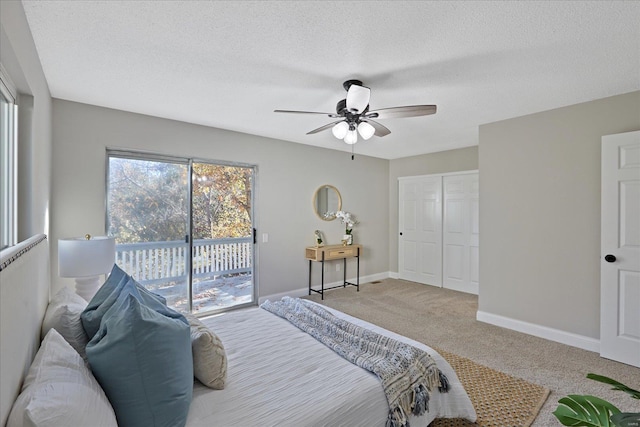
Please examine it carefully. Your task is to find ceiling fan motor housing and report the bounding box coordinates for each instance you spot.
[336,99,369,123]
[336,99,347,114]
[342,79,363,91]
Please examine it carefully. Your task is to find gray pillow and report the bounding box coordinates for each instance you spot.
[86,288,193,427]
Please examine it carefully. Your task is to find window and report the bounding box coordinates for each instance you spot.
[106,150,256,315]
[0,66,17,249]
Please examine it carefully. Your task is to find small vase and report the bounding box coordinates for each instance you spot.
[343,234,353,245]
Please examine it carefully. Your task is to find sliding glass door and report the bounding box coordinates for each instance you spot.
[107,155,190,309]
[106,151,255,314]
[190,162,254,313]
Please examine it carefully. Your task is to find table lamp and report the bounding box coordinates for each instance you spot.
[58,234,116,301]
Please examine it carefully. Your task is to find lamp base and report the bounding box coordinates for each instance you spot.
[75,276,101,302]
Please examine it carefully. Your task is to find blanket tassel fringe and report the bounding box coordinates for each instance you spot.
[386,372,450,427]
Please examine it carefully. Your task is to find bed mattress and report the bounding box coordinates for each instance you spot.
[186,301,476,427]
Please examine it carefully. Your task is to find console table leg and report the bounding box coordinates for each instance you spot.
[356,248,360,292]
[308,260,312,296]
[321,259,325,300]
[343,258,347,287]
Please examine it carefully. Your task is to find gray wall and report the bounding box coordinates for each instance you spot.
[479,91,640,339]
[8,0,640,346]
[388,146,479,272]
[0,1,52,242]
[51,99,390,298]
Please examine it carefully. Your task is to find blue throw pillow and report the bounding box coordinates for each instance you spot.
[82,269,184,339]
[135,280,167,305]
[81,264,129,338]
[86,291,193,427]
[85,264,129,311]
[85,264,166,310]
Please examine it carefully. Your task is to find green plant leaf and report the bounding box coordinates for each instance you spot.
[554,395,621,426]
[587,374,640,400]
[610,412,640,427]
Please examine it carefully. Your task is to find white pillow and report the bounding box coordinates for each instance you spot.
[7,329,117,427]
[185,313,227,389]
[41,287,89,361]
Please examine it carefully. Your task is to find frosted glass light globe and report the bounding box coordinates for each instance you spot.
[344,130,358,145]
[357,122,375,140]
[332,122,349,139]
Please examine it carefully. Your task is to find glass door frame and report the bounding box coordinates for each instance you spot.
[105,149,258,315]
[190,156,258,314]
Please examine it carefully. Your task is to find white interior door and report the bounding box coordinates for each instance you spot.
[398,176,442,286]
[443,173,479,294]
[600,130,640,367]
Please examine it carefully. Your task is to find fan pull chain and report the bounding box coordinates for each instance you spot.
[351,144,355,160]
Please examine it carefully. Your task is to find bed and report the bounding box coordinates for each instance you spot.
[0,234,476,427]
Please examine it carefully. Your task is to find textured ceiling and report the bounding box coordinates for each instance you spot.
[21,1,640,159]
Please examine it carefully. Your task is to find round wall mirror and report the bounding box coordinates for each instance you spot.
[313,185,342,221]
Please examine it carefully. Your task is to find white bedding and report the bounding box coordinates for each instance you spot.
[187,302,476,427]
[0,236,473,427]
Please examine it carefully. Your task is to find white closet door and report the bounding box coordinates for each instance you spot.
[398,176,442,287]
[443,173,479,294]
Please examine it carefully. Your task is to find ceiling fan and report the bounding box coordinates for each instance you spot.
[274,79,437,145]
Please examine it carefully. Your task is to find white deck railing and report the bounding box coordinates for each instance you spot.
[115,237,252,286]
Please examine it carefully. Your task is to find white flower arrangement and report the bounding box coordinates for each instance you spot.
[335,210,358,234]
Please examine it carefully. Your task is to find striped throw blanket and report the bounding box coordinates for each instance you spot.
[261,297,449,427]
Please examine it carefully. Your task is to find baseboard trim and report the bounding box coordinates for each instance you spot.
[258,272,392,304]
[476,310,600,353]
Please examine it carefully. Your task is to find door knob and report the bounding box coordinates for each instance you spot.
[604,254,616,263]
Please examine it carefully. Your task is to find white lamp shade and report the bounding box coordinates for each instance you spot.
[346,84,370,113]
[357,122,375,140]
[58,236,116,277]
[344,130,358,145]
[332,121,349,139]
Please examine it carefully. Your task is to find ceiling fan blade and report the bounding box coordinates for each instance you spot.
[366,105,437,119]
[306,120,346,135]
[361,119,391,137]
[274,109,341,118]
[346,84,370,114]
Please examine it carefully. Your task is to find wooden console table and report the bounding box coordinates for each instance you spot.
[305,244,361,300]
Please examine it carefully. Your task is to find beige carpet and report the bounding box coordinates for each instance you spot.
[304,279,640,427]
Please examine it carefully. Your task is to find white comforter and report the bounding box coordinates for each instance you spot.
[186,301,476,427]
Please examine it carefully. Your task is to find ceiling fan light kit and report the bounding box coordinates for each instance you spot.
[357,122,375,140]
[344,129,358,145]
[331,121,349,139]
[275,79,437,146]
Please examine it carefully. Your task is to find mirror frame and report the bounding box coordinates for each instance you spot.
[313,185,342,221]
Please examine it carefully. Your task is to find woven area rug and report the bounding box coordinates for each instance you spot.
[431,348,550,427]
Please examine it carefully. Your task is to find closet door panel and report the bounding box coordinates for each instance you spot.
[421,242,440,282]
[445,244,464,280]
[443,173,479,295]
[403,241,418,273]
[399,176,442,287]
[470,246,480,287]
[470,175,480,293]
